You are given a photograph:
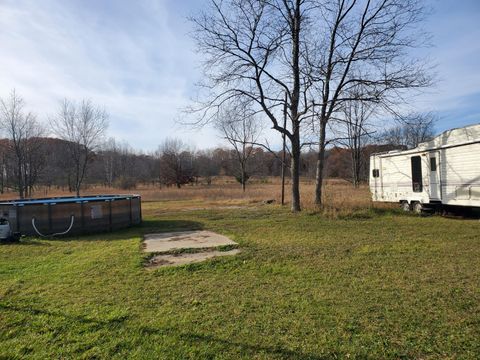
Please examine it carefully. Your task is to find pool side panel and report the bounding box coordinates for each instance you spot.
[0,195,142,236]
[50,202,83,235]
[111,199,132,230]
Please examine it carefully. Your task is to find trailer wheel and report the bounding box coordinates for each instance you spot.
[401,201,410,212]
[412,202,423,214]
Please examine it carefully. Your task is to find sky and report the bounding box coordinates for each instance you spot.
[0,0,479,152]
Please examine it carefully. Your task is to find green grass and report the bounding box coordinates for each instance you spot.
[0,205,479,359]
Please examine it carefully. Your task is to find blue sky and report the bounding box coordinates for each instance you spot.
[0,0,479,151]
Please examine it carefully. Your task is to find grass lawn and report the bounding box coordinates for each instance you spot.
[0,203,479,359]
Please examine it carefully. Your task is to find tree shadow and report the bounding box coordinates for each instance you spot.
[0,302,128,326]
[139,326,333,359]
[140,219,204,233]
[1,301,331,359]
[440,206,480,220]
[0,238,51,246]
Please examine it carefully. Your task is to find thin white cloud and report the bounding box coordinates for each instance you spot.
[0,0,209,150]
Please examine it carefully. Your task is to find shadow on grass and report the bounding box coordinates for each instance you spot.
[0,302,128,326]
[337,208,393,220]
[0,238,50,246]
[441,206,480,220]
[307,206,403,220]
[1,301,330,359]
[140,327,333,360]
[141,219,204,233]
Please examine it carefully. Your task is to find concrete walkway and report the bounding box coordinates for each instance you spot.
[147,249,241,268]
[143,230,239,268]
[143,230,237,253]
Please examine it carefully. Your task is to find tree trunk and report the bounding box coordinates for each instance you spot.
[241,162,246,192]
[289,0,302,213]
[290,132,301,212]
[17,160,24,199]
[314,120,327,206]
[351,133,361,188]
[351,148,357,188]
[353,148,361,188]
[75,165,81,196]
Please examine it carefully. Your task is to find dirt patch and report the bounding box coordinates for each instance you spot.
[146,249,241,269]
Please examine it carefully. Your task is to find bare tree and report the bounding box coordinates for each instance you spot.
[98,138,135,188]
[51,99,108,196]
[101,137,118,187]
[215,107,262,191]
[380,112,436,149]
[190,0,317,211]
[309,0,433,206]
[0,144,7,194]
[23,136,46,197]
[190,0,431,210]
[195,149,220,185]
[336,100,375,187]
[0,90,44,198]
[157,138,195,188]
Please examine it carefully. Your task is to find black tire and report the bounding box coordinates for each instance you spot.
[412,202,423,214]
[401,201,411,212]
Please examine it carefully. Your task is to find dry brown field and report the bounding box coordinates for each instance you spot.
[0,177,394,214]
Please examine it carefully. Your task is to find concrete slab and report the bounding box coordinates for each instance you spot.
[143,230,237,253]
[146,249,241,269]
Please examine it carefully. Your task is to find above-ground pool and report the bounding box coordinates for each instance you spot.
[0,195,141,236]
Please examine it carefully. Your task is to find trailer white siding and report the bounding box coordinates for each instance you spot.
[440,143,480,206]
[370,124,480,208]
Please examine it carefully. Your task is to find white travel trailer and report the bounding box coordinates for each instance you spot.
[370,124,480,212]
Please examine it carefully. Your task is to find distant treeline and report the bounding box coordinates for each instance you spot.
[0,90,435,198]
[0,136,399,194]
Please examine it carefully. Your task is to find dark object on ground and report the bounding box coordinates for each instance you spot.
[0,217,21,243]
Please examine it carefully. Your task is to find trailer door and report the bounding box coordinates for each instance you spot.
[429,153,441,200]
[411,156,423,193]
[370,155,382,201]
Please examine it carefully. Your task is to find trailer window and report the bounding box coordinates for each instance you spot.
[372,169,379,178]
[430,157,437,171]
[411,156,423,192]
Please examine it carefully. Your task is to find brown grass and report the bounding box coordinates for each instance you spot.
[0,177,393,213]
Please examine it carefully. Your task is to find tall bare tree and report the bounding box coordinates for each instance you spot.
[101,137,118,187]
[215,107,262,191]
[309,0,432,205]
[190,0,431,210]
[190,0,316,211]
[337,99,375,187]
[0,90,44,198]
[23,136,46,197]
[51,99,108,196]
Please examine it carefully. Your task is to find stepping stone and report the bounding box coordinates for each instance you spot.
[147,249,241,269]
[143,230,237,253]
